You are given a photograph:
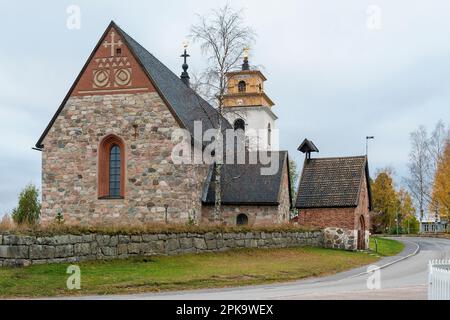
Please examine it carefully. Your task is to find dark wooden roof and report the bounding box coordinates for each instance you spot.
[295,156,372,209]
[35,21,230,148]
[202,151,292,206]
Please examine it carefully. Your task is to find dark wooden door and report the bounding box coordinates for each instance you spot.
[358,216,366,250]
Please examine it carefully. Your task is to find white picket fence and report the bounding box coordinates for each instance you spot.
[428,259,450,300]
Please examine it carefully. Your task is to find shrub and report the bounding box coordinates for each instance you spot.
[54,208,64,224]
[11,184,41,225]
[388,226,403,235]
[401,216,420,234]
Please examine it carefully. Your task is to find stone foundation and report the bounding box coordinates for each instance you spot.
[0,230,324,267]
[323,227,358,251]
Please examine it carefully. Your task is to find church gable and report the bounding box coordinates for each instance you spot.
[36,21,231,149]
[72,26,155,96]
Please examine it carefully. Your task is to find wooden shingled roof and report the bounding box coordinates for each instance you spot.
[295,156,372,209]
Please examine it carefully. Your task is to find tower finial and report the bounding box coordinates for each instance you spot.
[242,47,250,71]
[180,41,190,87]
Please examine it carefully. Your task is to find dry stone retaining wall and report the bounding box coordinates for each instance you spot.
[0,231,324,267]
[323,227,358,250]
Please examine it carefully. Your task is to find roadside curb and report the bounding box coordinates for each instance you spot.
[347,238,420,279]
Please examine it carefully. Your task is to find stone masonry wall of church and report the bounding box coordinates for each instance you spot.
[41,92,209,225]
[202,205,285,226]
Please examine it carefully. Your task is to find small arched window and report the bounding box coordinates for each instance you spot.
[99,135,125,199]
[267,123,272,147]
[238,81,246,93]
[234,119,245,132]
[236,214,248,226]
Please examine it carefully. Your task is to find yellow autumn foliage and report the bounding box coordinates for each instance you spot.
[431,141,450,221]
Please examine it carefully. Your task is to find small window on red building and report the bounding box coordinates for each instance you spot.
[98,135,125,199]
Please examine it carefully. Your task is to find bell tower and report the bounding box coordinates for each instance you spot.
[222,49,278,150]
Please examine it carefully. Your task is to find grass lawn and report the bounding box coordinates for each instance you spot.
[0,247,378,298]
[369,237,405,256]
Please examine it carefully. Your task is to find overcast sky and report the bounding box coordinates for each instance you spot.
[1,0,449,216]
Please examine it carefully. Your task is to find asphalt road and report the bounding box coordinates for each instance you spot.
[76,237,450,300]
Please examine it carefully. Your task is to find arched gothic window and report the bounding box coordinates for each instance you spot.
[238,81,246,93]
[109,145,121,197]
[236,214,249,226]
[234,119,245,132]
[98,135,125,199]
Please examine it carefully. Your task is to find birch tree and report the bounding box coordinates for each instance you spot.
[190,4,255,221]
[405,121,449,221]
[405,126,432,222]
[428,120,448,173]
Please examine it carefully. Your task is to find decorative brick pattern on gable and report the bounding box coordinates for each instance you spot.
[72,27,155,96]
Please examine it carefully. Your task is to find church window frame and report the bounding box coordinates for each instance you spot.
[234,119,246,132]
[98,134,125,199]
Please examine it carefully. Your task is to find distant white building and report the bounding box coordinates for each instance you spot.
[420,214,448,233]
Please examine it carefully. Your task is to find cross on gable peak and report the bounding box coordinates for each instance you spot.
[103,30,123,57]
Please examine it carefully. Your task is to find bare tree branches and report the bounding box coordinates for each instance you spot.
[189,4,256,222]
[405,121,449,221]
[190,4,256,107]
[428,120,449,172]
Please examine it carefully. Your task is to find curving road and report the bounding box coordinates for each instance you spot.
[78,237,450,300]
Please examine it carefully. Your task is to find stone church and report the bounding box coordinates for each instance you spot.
[34,21,372,249]
[35,21,292,226]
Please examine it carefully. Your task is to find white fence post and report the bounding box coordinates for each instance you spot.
[428,259,450,300]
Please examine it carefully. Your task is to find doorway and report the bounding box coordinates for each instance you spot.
[357,215,366,250]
